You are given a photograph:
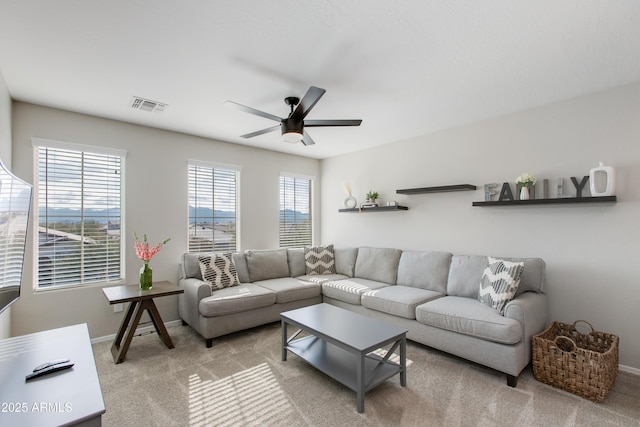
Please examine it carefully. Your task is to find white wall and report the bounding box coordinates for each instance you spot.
[10,102,320,339]
[320,82,640,370]
[0,69,12,337]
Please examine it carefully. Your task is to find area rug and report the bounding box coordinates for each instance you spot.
[92,322,640,426]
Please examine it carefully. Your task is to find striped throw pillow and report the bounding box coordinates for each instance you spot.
[478,257,524,315]
[198,253,240,290]
[304,245,336,275]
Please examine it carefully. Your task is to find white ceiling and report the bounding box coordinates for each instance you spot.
[1,1,640,159]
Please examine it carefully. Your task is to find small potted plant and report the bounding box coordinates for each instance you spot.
[366,191,379,204]
[515,173,536,200]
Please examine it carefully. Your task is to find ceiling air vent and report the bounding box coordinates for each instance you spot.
[130,96,167,112]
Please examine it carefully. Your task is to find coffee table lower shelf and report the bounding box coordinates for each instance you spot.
[285,335,403,410]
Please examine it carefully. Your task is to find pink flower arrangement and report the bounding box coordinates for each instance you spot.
[133,232,170,262]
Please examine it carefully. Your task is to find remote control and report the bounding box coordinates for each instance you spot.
[26,362,74,381]
[33,358,71,372]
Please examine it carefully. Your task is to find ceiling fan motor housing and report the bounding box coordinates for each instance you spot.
[281,118,303,136]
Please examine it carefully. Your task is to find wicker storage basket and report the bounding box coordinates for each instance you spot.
[532,320,619,403]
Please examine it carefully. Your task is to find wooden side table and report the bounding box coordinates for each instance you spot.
[102,281,184,364]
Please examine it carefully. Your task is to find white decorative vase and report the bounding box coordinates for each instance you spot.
[519,186,530,200]
[589,161,615,197]
[344,195,357,209]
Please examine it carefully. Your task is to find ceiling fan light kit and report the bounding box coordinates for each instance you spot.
[281,117,304,143]
[226,86,362,146]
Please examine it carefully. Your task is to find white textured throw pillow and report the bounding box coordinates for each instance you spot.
[478,257,524,315]
[198,253,240,290]
[304,244,336,275]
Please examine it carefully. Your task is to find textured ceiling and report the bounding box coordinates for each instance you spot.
[1,1,640,159]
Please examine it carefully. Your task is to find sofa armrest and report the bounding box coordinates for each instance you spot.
[178,278,212,329]
[504,291,548,366]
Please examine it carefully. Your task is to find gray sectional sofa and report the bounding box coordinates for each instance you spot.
[178,246,547,386]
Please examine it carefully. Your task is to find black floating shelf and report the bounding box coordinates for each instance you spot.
[396,184,476,194]
[472,196,617,207]
[339,205,408,213]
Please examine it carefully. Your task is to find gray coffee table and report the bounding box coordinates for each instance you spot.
[281,303,407,413]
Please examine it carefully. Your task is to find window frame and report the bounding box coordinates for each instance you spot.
[279,172,314,248]
[32,137,127,291]
[187,160,241,253]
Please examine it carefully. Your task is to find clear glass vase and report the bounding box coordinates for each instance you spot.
[140,261,153,290]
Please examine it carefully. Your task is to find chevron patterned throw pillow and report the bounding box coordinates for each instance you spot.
[478,257,524,315]
[304,244,336,275]
[198,253,240,290]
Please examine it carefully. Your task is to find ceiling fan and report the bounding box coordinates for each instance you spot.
[225,86,362,146]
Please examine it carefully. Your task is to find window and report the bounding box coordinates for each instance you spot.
[34,139,125,288]
[188,162,240,253]
[279,174,312,248]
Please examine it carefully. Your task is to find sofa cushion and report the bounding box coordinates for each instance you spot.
[361,286,443,319]
[232,252,250,283]
[254,277,321,304]
[198,253,240,290]
[287,248,306,277]
[478,257,524,314]
[354,247,402,284]
[415,296,522,344]
[245,249,290,282]
[304,244,336,275]
[396,251,452,293]
[447,255,487,298]
[199,283,276,317]
[448,255,545,298]
[502,257,545,295]
[182,252,205,280]
[334,247,358,277]
[321,278,388,305]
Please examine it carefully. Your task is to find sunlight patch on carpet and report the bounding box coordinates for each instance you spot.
[370,347,414,368]
[188,363,293,426]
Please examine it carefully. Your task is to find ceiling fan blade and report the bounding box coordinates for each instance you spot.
[304,119,362,127]
[302,130,316,146]
[240,125,280,139]
[224,101,282,122]
[290,86,326,120]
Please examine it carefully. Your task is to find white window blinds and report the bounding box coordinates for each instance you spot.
[35,142,124,288]
[279,174,312,248]
[188,163,239,253]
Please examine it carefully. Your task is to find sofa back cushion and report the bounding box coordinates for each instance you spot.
[502,256,545,295]
[354,247,402,285]
[447,255,545,298]
[245,249,290,282]
[287,248,306,277]
[396,251,452,293]
[334,247,358,277]
[182,252,204,280]
[232,252,250,283]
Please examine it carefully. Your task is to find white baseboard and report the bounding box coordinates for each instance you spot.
[90,319,183,344]
[619,364,640,376]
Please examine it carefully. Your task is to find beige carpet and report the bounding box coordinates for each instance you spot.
[92,322,640,427]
